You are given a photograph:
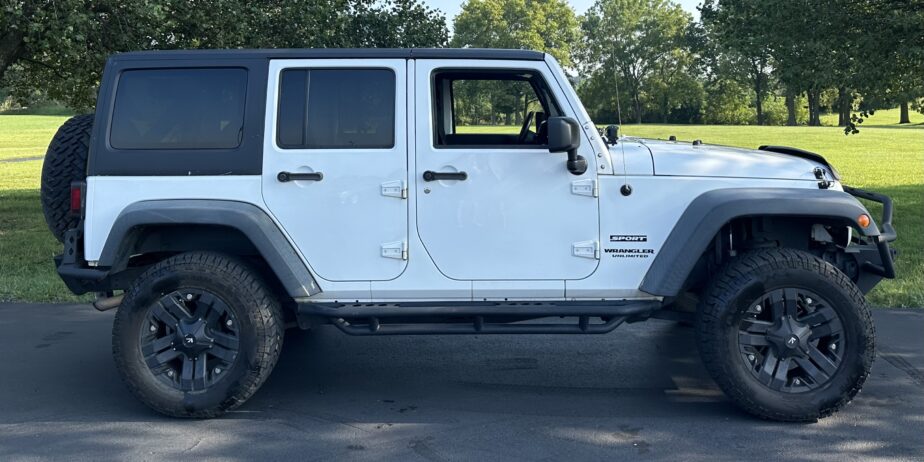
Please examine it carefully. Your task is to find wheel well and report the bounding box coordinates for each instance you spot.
[681,215,861,295]
[108,224,295,318]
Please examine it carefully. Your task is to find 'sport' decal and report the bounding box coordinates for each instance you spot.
[610,234,647,242]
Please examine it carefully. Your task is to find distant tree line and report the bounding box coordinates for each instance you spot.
[2,0,922,130]
[452,0,923,130]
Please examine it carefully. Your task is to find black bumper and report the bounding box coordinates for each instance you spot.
[55,228,112,295]
[843,185,897,279]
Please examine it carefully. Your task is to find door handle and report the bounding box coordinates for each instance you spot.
[277,171,323,182]
[423,170,467,182]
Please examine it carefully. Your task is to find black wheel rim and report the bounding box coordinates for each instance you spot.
[737,288,845,393]
[139,290,240,392]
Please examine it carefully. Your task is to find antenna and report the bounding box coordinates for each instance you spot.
[613,64,630,195]
[613,67,623,127]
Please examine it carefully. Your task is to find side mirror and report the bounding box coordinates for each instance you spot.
[547,116,586,175]
[605,124,619,145]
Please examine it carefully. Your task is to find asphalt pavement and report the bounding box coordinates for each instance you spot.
[1,303,921,461]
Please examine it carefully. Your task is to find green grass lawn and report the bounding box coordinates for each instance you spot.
[1,112,922,306]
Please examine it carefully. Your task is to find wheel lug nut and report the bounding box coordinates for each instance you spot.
[186,294,194,301]
[754,305,762,313]
[167,370,174,377]
[794,378,802,385]
[149,324,157,333]
[830,343,837,351]
[226,319,233,327]
[806,298,813,305]
[748,354,755,362]
[214,367,222,375]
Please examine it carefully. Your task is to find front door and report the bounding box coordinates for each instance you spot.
[263,59,408,281]
[414,61,600,281]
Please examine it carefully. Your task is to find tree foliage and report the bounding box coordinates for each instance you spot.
[2,0,921,128]
[0,0,448,109]
[579,0,694,124]
[451,0,580,68]
[700,0,924,131]
[449,0,580,126]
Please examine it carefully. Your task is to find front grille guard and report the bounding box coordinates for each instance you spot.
[843,185,896,279]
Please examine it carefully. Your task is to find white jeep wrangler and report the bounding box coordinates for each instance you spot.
[40,48,897,421]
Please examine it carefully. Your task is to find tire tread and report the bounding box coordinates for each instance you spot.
[696,248,875,422]
[112,251,284,418]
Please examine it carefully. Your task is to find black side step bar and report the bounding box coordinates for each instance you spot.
[296,301,661,336]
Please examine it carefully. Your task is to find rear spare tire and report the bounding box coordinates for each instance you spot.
[40,113,94,242]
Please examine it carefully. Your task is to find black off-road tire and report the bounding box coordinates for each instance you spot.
[40,113,94,242]
[696,248,875,422]
[113,252,284,418]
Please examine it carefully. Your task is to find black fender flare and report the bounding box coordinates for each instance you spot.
[639,188,879,297]
[99,199,320,298]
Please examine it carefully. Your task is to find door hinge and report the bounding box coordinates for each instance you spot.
[381,241,408,260]
[381,180,407,199]
[571,179,598,198]
[572,240,600,259]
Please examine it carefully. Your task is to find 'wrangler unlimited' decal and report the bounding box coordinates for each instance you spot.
[604,248,655,259]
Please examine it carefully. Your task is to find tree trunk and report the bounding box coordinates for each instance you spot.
[662,94,668,124]
[634,89,642,124]
[785,92,797,126]
[0,30,26,81]
[754,74,764,125]
[899,101,910,124]
[836,87,851,127]
[807,90,822,126]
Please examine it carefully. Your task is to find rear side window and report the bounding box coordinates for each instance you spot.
[109,68,247,150]
[277,69,395,149]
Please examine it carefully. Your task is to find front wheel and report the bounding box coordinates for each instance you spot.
[696,248,875,422]
[112,252,284,418]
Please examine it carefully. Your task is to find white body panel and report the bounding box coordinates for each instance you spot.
[84,176,264,262]
[262,59,409,282]
[639,138,822,180]
[566,175,819,298]
[83,54,831,303]
[413,59,601,281]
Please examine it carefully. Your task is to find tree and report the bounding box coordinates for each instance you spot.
[451,0,580,125]
[700,0,775,125]
[1,0,166,108]
[0,0,449,110]
[580,0,692,124]
[844,0,924,126]
[451,0,581,68]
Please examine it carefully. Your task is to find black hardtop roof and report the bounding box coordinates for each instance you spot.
[111,48,546,62]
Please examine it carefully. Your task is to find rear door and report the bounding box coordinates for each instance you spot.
[263,59,408,281]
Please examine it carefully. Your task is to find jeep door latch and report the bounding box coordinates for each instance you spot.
[423,170,467,182]
[277,171,324,182]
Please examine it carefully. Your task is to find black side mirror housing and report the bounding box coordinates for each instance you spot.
[605,124,619,145]
[547,116,586,175]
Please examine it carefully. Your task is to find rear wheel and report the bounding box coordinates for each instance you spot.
[696,248,874,421]
[112,252,284,418]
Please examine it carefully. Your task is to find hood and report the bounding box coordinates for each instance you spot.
[636,138,826,181]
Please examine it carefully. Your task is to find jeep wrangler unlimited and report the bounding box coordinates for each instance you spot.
[40,48,897,421]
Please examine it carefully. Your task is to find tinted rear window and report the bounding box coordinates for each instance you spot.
[277,69,395,149]
[110,68,247,150]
